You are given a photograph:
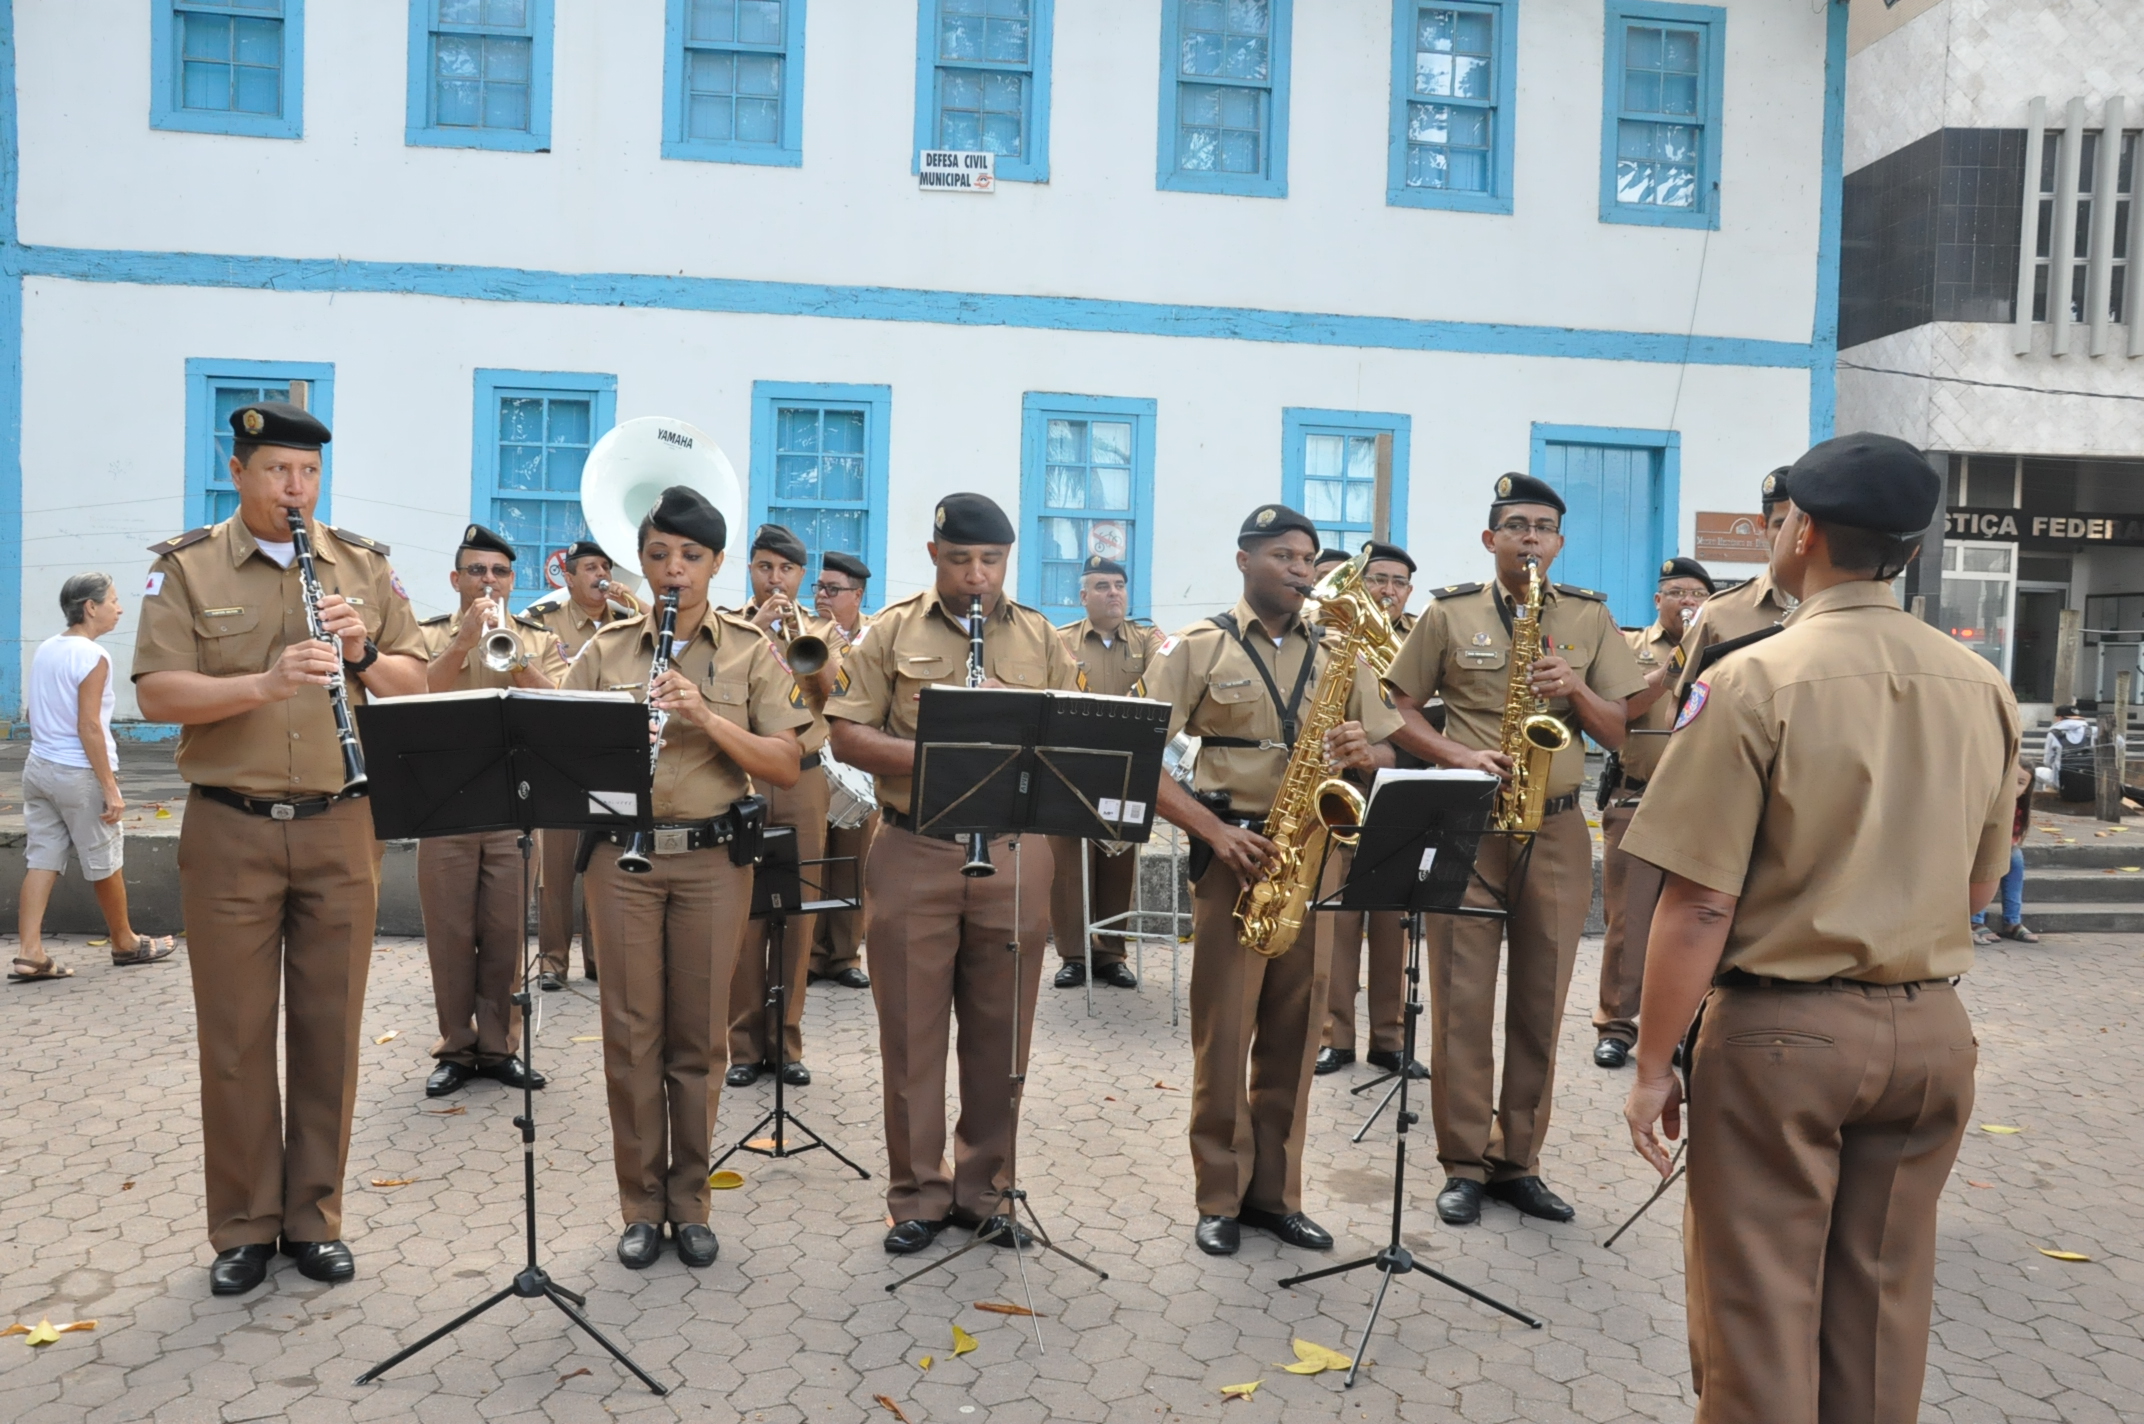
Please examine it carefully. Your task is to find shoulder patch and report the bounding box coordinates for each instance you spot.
[1554,584,1608,602]
[1431,582,1484,600]
[1673,681,1709,730]
[147,526,213,557]
[324,525,390,556]
[1156,634,1182,658]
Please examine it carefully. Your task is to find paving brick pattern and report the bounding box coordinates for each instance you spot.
[0,927,2137,1423]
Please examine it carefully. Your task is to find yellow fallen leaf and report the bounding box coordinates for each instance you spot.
[1282,1361,1325,1374]
[88,939,109,948]
[0,1325,26,1337]
[370,1177,417,1188]
[2039,1248,2092,1262]
[917,1356,933,1370]
[747,1138,780,1152]
[1980,1124,2021,1134]
[873,1395,911,1423]
[23,1319,59,1346]
[2124,867,2141,873]
[1286,1338,1354,1373]
[951,1324,978,1357]
[708,1170,745,1190]
[426,1106,466,1116]
[570,1035,602,1043]
[54,1321,96,1335]
[373,1030,398,1045]
[155,807,172,819]
[973,1301,1038,1316]
[1219,1381,1261,1400]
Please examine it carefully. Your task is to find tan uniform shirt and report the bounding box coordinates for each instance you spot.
[528,594,613,664]
[825,589,1082,815]
[1675,568,1794,694]
[1144,599,1406,820]
[1618,622,1681,784]
[1622,580,2020,984]
[1384,579,1648,799]
[562,607,812,821]
[132,517,424,799]
[739,603,842,756]
[1058,618,1160,698]
[417,609,569,688]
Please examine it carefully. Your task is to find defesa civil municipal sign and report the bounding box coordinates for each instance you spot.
[919,150,995,192]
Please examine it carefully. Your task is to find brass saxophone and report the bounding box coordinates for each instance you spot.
[1493,559,1575,833]
[1234,548,1404,959]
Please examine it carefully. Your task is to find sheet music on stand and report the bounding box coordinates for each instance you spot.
[911,687,1172,843]
[1328,768,1502,915]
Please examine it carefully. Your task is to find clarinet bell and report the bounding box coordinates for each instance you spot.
[617,833,655,875]
[960,832,996,878]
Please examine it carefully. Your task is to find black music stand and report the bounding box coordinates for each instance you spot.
[885,687,1168,1346]
[714,826,869,1179]
[348,689,670,1396]
[1285,772,1545,1386]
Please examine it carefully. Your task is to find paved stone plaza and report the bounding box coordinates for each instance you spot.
[0,926,2137,1423]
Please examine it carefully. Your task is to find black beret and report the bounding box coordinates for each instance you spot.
[229,400,330,451]
[1760,466,1791,507]
[933,492,1016,545]
[1363,542,1416,575]
[821,550,871,582]
[646,484,728,551]
[1657,555,1714,591]
[750,523,808,564]
[457,522,517,561]
[1237,503,1319,546]
[1314,547,1355,567]
[562,539,610,565]
[1782,433,1940,534]
[1081,554,1128,580]
[1488,472,1566,517]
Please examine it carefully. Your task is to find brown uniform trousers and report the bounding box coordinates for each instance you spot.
[418,829,527,1067]
[181,792,378,1251]
[867,826,1052,1224]
[1425,805,1591,1183]
[810,811,874,976]
[1188,858,1332,1218]
[537,828,595,979]
[1593,797,1662,1048]
[1315,845,1406,1056]
[584,842,753,1226]
[728,762,829,1067]
[1046,834,1139,966]
[1684,980,1976,1424]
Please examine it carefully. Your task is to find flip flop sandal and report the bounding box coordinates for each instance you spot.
[9,956,74,983]
[110,935,177,967]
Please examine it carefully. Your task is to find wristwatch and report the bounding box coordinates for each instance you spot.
[343,639,380,678]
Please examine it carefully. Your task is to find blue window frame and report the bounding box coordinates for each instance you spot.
[749,383,892,611]
[1281,409,1412,554]
[662,0,807,166]
[1387,0,1517,214]
[472,371,617,600]
[1599,1,1724,229]
[912,0,1055,183]
[1019,394,1157,622]
[1529,423,1681,626]
[1157,0,1293,198]
[151,1,305,139]
[185,359,336,528]
[406,1,554,151]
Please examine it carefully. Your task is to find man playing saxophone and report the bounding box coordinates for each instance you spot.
[1146,504,1402,1257]
[1382,473,1645,1227]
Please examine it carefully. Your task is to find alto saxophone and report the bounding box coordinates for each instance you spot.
[1492,558,1574,833]
[1233,548,1403,959]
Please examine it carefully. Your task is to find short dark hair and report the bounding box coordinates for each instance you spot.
[231,440,260,467]
[1816,519,1921,579]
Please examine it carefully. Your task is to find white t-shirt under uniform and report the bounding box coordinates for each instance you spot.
[29,633,117,769]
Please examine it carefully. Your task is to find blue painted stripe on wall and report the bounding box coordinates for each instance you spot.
[11,244,1820,371]
[1809,0,1848,443]
[0,0,22,717]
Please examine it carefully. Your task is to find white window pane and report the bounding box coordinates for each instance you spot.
[1345,436,1378,482]
[739,0,782,45]
[1045,466,1086,510]
[1090,422,1133,466]
[777,407,819,451]
[485,35,531,83]
[482,0,528,26]
[1415,52,1453,98]
[1228,0,1269,36]
[820,456,865,502]
[440,0,482,24]
[1344,482,1373,525]
[1046,419,1081,464]
[1302,479,1344,522]
[688,0,735,43]
[823,410,866,454]
[547,398,591,446]
[499,397,543,442]
[1304,434,1342,480]
[775,453,819,500]
[1091,466,1130,512]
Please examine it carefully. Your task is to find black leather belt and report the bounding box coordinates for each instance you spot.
[604,813,742,856]
[196,785,358,821]
[1542,792,1580,817]
[1619,776,1648,795]
[1716,967,1956,992]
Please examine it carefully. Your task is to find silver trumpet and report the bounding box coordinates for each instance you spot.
[480,602,528,673]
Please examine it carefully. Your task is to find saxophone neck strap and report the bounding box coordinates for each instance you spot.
[1208,612,1317,748]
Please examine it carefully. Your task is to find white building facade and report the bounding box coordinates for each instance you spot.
[0,0,1845,721]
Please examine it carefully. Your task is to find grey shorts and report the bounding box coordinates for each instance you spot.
[22,753,124,880]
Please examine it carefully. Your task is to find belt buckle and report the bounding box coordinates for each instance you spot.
[269,802,297,821]
[653,827,690,856]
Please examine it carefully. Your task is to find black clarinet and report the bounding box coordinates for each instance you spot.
[617,589,681,874]
[287,508,368,795]
[960,593,995,878]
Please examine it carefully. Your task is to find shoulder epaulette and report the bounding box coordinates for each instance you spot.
[1618,624,1646,634]
[881,590,929,614]
[715,608,767,636]
[417,613,450,627]
[1429,582,1483,600]
[511,611,547,630]
[325,525,389,556]
[147,526,213,557]
[1554,583,1608,602]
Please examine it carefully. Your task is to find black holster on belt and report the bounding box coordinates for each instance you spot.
[1186,790,1234,884]
[727,794,769,867]
[1596,751,1623,812]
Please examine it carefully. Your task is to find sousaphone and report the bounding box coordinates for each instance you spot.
[578,416,746,600]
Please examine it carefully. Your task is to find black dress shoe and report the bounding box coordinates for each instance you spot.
[1365,1049,1429,1079]
[426,1061,475,1098]
[1435,1177,1484,1225]
[1485,1176,1576,1222]
[280,1238,355,1284]
[673,1223,719,1267]
[481,1057,546,1091]
[831,967,870,989]
[1096,960,1139,989]
[1314,1047,1355,1075]
[617,1223,663,1268]
[1053,961,1086,988]
[539,972,565,992]
[1194,1215,1240,1255]
[209,1243,275,1296]
[969,1214,1034,1250]
[883,1218,948,1255]
[1237,1207,1333,1250]
[583,961,598,982]
[779,1061,811,1087]
[1593,1038,1631,1069]
[725,1062,763,1088]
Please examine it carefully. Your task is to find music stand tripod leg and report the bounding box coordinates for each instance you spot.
[716,907,871,1178]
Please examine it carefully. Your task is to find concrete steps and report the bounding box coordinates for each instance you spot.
[2018,834,2144,933]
